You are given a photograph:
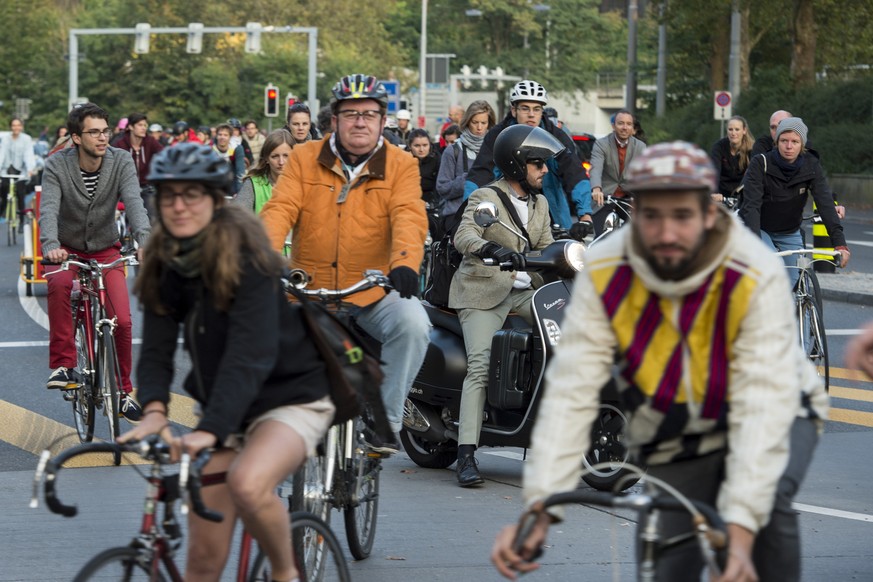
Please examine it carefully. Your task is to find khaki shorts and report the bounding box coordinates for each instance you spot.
[223,396,335,457]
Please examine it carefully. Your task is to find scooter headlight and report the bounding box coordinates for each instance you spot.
[562,241,586,273]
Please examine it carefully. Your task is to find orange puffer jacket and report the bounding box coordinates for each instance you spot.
[261,137,427,306]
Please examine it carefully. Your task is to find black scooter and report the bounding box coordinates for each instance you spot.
[402,202,638,490]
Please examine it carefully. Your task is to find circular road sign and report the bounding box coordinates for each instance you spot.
[716,92,731,107]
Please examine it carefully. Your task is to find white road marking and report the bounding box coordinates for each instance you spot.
[792,502,873,523]
[17,276,49,331]
[845,239,873,248]
[482,450,527,462]
[0,338,150,348]
[826,329,866,336]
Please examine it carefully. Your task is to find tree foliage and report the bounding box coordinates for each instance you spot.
[0,0,871,173]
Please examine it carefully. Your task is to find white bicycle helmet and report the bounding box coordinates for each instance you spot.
[510,80,549,105]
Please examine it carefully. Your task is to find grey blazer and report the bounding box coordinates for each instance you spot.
[588,134,647,196]
[449,179,554,310]
[39,146,150,254]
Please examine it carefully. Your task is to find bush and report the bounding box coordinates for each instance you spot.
[643,75,873,174]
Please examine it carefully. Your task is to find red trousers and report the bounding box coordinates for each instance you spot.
[46,245,133,393]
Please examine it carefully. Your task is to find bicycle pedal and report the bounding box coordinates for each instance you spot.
[62,391,76,402]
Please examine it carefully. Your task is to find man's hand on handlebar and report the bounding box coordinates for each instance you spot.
[44,248,69,264]
[569,219,593,241]
[388,266,420,299]
[477,242,526,271]
[491,511,551,579]
[591,187,604,206]
[118,405,173,450]
[835,246,851,268]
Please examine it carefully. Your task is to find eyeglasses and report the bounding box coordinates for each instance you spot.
[336,109,382,122]
[158,189,208,207]
[528,159,546,170]
[769,124,779,130]
[289,103,311,114]
[515,105,544,114]
[81,128,113,139]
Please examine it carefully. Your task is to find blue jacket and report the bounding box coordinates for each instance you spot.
[463,114,591,228]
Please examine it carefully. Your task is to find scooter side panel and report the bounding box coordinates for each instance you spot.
[410,326,466,408]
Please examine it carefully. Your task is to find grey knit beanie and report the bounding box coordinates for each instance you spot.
[775,117,808,148]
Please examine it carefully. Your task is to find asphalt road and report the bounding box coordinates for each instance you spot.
[0,212,871,581]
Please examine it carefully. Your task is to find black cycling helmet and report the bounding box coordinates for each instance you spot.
[330,74,389,112]
[493,125,565,182]
[147,143,234,194]
[172,121,189,136]
[227,117,242,129]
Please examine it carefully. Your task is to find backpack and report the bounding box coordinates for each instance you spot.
[285,285,391,433]
[423,200,467,308]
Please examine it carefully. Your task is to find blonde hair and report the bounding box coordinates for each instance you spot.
[460,100,496,132]
[728,116,754,171]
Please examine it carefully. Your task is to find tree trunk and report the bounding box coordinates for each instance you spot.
[710,13,730,90]
[791,0,816,87]
[739,4,751,90]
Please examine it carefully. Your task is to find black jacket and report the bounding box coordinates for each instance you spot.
[710,137,746,196]
[740,150,846,247]
[417,149,441,206]
[137,259,329,443]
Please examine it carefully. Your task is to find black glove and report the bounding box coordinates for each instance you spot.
[569,220,594,241]
[476,242,526,271]
[388,266,420,299]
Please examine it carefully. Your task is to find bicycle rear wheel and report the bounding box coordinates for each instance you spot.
[72,545,166,581]
[99,327,122,465]
[72,315,95,442]
[249,511,351,582]
[343,417,380,560]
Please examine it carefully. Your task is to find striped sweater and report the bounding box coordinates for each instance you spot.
[524,208,825,533]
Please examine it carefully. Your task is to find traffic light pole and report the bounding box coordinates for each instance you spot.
[68,24,319,112]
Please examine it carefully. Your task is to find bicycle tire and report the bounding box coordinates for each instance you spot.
[249,511,351,582]
[72,315,95,442]
[72,545,167,581]
[803,297,830,392]
[99,327,122,465]
[343,417,380,560]
[292,442,332,526]
[807,267,824,315]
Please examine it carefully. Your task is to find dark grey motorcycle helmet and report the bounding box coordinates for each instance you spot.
[147,143,234,196]
[493,125,565,182]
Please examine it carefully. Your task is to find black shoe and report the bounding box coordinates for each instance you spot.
[120,393,143,424]
[456,453,484,487]
[47,367,77,390]
[366,431,400,456]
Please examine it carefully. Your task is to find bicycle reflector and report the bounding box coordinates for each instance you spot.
[264,85,280,117]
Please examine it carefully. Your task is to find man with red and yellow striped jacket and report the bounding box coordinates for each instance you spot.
[493,142,827,582]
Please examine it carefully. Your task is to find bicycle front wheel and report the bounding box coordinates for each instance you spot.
[343,417,380,560]
[73,546,167,581]
[6,194,16,246]
[800,296,830,391]
[249,511,351,582]
[292,441,332,525]
[72,316,95,442]
[98,327,122,465]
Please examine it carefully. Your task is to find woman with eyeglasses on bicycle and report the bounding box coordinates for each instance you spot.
[739,117,850,288]
[118,143,334,582]
[234,130,295,214]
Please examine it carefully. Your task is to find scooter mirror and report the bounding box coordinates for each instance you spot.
[474,202,499,228]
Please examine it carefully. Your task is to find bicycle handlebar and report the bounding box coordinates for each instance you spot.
[43,253,139,271]
[282,269,392,300]
[0,173,28,181]
[39,439,222,522]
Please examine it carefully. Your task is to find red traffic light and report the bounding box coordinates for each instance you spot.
[268,89,277,99]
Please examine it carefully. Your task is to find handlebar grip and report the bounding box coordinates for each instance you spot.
[186,450,224,523]
[44,442,122,517]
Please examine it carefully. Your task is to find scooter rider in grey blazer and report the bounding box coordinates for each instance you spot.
[448,125,562,487]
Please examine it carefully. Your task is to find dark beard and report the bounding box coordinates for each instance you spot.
[643,232,708,281]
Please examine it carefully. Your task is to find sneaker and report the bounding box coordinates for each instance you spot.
[47,367,77,390]
[120,393,143,424]
[366,431,401,456]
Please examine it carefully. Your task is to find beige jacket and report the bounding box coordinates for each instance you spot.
[524,209,825,533]
[449,179,554,310]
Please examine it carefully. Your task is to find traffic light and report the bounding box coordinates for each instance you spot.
[134,23,151,54]
[264,84,280,117]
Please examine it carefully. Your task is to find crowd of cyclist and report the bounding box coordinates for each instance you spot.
[5,70,860,582]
